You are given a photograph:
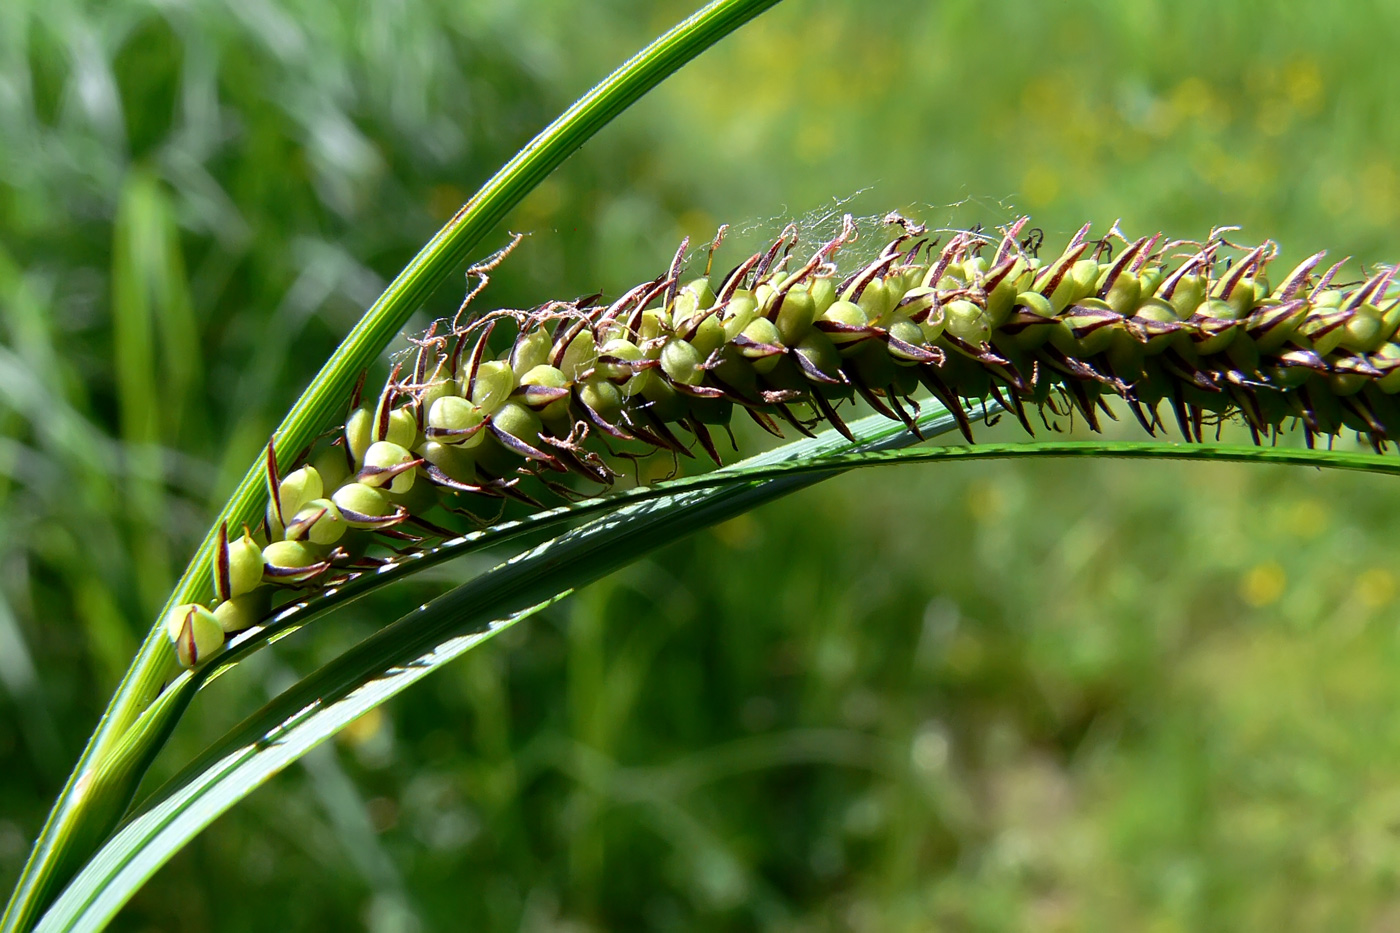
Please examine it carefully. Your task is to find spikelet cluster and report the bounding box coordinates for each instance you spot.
[166,213,1400,667]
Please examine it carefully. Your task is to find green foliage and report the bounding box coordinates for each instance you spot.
[3,0,1400,930]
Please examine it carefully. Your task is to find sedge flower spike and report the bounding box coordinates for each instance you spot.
[167,212,1400,668]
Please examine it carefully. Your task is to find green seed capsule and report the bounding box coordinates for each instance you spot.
[704,343,757,395]
[277,466,323,520]
[558,329,598,382]
[687,394,734,426]
[818,300,870,347]
[754,281,776,310]
[416,439,477,484]
[1164,273,1207,319]
[332,482,400,528]
[219,529,265,600]
[1339,304,1385,353]
[985,257,1027,325]
[904,287,945,342]
[851,338,897,387]
[518,364,572,425]
[1018,291,1056,318]
[689,313,726,359]
[265,501,285,542]
[1132,299,1185,354]
[1252,277,1271,304]
[518,364,567,408]
[361,441,417,494]
[597,337,651,395]
[1002,291,1062,350]
[1034,248,1089,313]
[1057,299,1123,356]
[1375,344,1400,393]
[638,308,667,342]
[722,291,761,341]
[899,264,928,293]
[886,317,928,365]
[891,358,920,398]
[1222,277,1262,319]
[741,314,786,348]
[345,407,373,467]
[884,272,909,309]
[1107,327,1148,381]
[427,395,487,446]
[774,285,818,346]
[491,401,543,448]
[740,317,787,373]
[213,593,265,635]
[809,276,837,315]
[579,378,624,423]
[262,540,328,583]
[1381,302,1400,343]
[470,360,516,414]
[1330,371,1369,397]
[793,330,843,381]
[641,369,688,422]
[372,407,416,450]
[1068,260,1100,302]
[594,337,640,380]
[510,328,551,377]
[673,277,716,325]
[944,299,991,345]
[1102,271,1142,316]
[520,364,567,390]
[387,470,440,515]
[418,363,456,422]
[855,277,892,325]
[1247,302,1308,353]
[1192,299,1237,325]
[920,313,948,345]
[1303,309,1351,357]
[310,446,351,491]
[1225,329,1261,374]
[1314,289,1344,309]
[1306,382,1346,433]
[167,603,224,668]
[1191,299,1243,355]
[285,497,347,545]
[898,285,936,318]
[661,338,706,385]
[1261,360,1315,391]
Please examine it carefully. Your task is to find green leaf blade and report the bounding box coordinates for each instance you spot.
[36,404,977,932]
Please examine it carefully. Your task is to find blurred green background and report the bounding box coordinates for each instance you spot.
[4,0,1400,929]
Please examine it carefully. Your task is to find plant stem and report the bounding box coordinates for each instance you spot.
[1,1,785,927]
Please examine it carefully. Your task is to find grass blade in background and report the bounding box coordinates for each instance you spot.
[111,169,199,616]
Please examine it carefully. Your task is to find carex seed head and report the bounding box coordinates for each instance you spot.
[167,211,1400,672]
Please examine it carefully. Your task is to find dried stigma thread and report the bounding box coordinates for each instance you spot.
[169,213,1400,667]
